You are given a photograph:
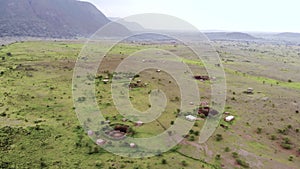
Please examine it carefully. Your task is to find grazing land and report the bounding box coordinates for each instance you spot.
[0,40,299,169]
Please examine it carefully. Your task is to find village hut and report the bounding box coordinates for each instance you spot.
[96,139,106,145]
[244,88,254,94]
[186,115,197,121]
[194,75,210,81]
[130,143,136,148]
[135,121,144,126]
[224,115,235,122]
[87,130,94,136]
[102,79,109,83]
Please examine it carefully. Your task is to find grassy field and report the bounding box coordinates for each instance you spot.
[0,40,299,169]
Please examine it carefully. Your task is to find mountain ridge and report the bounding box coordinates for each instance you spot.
[0,0,130,38]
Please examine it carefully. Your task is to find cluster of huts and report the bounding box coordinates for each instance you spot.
[185,101,235,123]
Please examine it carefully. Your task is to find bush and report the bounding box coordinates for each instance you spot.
[270,135,277,140]
[181,160,188,166]
[189,135,195,141]
[215,134,223,141]
[95,160,103,167]
[236,158,249,168]
[189,130,194,134]
[232,152,239,158]
[199,114,206,118]
[281,137,292,149]
[288,155,294,161]
[215,154,221,160]
[256,127,262,134]
[161,159,167,164]
[224,147,230,152]
[281,143,292,150]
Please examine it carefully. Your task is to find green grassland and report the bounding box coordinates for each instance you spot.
[0,40,299,169]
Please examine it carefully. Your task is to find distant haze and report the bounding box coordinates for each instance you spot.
[82,0,300,33]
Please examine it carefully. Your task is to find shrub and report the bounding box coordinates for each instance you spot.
[215,154,221,160]
[288,155,294,161]
[281,143,292,150]
[215,134,223,141]
[181,160,188,166]
[199,114,206,118]
[161,159,167,164]
[232,152,239,158]
[236,158,249,168]
[277,128,288,135]
[281,138,292,149]
[270,135,277,140]
[224,147,230,152]
[95,160,103,167]
[189,135,195,141]
[256,127,262,134]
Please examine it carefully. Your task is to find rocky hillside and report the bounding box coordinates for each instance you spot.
[0,0,130,38]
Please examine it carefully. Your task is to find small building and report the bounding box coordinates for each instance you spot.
[200,101,209,107]
[130,143,136,148]
[135,121,143,126]
[198,106,210,116]
[198,107,219,117]
[186,115,197,121]
[102,79,109,83]
[224,115,235,122]
[244,88,254,94]
[87,130,94,136]
[96,139,106,145]
[194,75,210,81]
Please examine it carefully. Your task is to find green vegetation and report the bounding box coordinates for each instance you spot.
[1,40,299,168]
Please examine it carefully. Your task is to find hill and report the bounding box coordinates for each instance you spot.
[109,17,145,32]
[0,0,130,38]
[205,32,258,40]
[276,32,300,38]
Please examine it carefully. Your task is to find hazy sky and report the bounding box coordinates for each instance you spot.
[83,0,299,32]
